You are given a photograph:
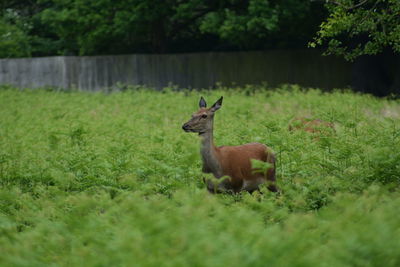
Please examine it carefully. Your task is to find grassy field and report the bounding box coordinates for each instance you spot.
[0,85,399,266]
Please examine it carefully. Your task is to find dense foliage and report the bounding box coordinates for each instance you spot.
[1,0,399,60]
[0,0,325,56]
[0,85,399,265]
[0,18,30,58]
[311,0,400,60]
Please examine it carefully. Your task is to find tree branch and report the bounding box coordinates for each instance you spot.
[349,0,369,10]
[311,0,369,10]
[169,8,213,40]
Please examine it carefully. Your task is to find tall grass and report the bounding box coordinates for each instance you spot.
[0,85,399,266]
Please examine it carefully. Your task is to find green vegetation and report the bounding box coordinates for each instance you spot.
[311,0,400,60]
[0,85,399,266]
[2,0,399,60]
[0,0,325,56]
[0,18,30,58]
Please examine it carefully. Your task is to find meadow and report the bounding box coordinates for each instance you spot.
[0,85,399,266]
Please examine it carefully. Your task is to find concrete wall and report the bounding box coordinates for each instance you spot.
[0,50,361,91]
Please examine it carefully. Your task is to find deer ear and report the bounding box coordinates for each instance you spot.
[199,96,207,108]
[210,96,223,112]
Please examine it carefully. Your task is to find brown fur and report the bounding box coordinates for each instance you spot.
[182,97,277,193]
[213,143,277,193]
[288,117,335,134]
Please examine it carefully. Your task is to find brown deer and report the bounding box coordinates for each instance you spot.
[182,96,277,193]
[288,117,335,135]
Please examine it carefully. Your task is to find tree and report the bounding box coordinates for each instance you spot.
[199,0,321,49]
[0,18,31,58]
[310,0,400,61]
[0,4,34,58]
[0,0,326,57]
[37,0,319,55]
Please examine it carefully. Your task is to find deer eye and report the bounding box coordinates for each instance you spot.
[201,114,207,118]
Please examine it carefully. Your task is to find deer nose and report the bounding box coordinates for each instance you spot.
[182,123,190,131]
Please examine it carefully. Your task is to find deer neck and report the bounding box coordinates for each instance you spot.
[199,120,222,178]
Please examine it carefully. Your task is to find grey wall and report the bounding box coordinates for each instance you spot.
[0,50,359,91]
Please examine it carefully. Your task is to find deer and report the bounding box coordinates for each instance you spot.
[288,117,335,135]
[182,96,277,193]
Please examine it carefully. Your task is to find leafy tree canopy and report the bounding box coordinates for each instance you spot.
[0,0,325,57]
[311,0,400,61]
[0,18,30,58]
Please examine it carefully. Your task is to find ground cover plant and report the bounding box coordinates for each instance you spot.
[0,85,399,266]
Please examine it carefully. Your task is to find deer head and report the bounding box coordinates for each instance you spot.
[182,96,223,135]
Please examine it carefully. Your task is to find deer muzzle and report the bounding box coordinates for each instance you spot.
[182,123,191,132]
